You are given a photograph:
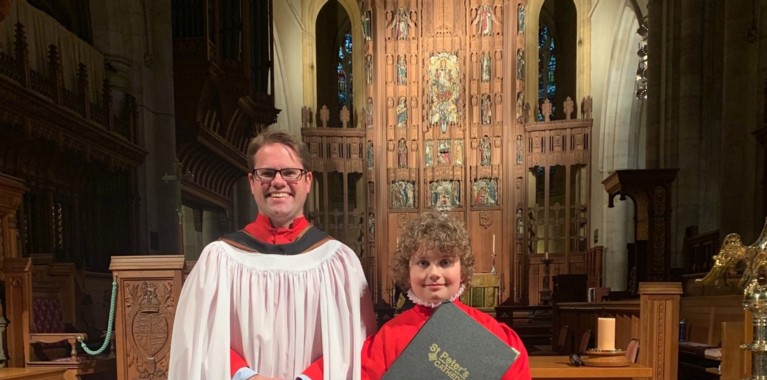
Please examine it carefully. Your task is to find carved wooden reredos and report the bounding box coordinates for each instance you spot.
[303,0,593,306]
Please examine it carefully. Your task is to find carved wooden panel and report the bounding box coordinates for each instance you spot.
[0,173,26,269]
[110,256,185,380]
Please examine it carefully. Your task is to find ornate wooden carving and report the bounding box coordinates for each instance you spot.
[0,173,26,267]
[110,256,186,380]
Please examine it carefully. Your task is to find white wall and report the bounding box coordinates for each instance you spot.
[273,0,305,136]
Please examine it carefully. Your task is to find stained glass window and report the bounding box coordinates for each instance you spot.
[338,33,353,106]
[538,24,556,121]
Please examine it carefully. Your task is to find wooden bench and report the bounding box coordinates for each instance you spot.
[678,295,746,379]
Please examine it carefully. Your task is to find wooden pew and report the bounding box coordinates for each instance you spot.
[549,282,681,379]
[678,295,746,379]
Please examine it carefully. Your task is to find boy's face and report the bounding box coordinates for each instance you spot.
[409,246,462,303]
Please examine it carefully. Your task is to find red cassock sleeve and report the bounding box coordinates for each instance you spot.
[230,348,249,378]
[302,357,324,380]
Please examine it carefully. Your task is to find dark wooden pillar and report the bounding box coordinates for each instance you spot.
[602,169,678,282]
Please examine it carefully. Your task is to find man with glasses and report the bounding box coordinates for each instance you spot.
[169,129,376,380]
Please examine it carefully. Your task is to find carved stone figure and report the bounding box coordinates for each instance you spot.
[541,98,553,122]
[368,212,375,238]
[301,106,312,128]
[361,11,372,41]
[523,101,531,123]
[396,55,407,85]
[516,49,525,80]
[367,140,374,168]
[365,54,373,85]
[397,138,408,168]
[340,105,350,127]
[583,95,593,118]
[473,5,499,36]
[480,52,491,82]
[365,97,373,128]
[564,96,574,120]
[480,135,491,166]
[453,140,463,166]
[396,96,408,128]
[481,94,492,125]
[389,7,414,40]
[319,105,330,127]
[518,4,526,34]
[425,141,433,167]
[438,140,450,165]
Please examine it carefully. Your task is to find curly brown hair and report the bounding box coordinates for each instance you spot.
[390,211,475,291]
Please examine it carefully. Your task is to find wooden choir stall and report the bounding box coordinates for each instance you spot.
[106,255,688,380]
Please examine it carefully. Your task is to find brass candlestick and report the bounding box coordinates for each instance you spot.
[698,218,767,379]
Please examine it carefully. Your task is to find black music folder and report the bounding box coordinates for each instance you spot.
[381,301,519,380]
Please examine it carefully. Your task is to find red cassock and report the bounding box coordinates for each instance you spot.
[361,300,531,380]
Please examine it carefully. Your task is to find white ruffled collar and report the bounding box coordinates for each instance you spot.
[406,283,466,308]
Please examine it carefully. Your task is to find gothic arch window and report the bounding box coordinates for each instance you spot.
[528,0,583,258]
[538,23,556,121]
[316,1,353,128]
[537,0,576,121]
[337,33,353,107]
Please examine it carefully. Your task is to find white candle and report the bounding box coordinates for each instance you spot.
[545,252,549,260]
[492,234,495,254]
[597,317,616,350]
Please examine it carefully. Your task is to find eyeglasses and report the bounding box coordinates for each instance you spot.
[251,168,307,182]
[569,353,584,367]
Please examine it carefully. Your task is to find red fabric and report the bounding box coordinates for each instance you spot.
[361,301,531,380]
[302,357,324,379]
[231,214,310,376]
[33,297,66,333]
[243,214,310,244]
[32,296,70,350]
[230,349,249,378]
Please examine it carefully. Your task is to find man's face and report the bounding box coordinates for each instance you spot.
[249,143,312,227]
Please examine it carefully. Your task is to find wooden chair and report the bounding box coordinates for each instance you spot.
[530,325,570,356]
[625,338,639,363]
[4,257,115,380]
[577,329,591,355]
